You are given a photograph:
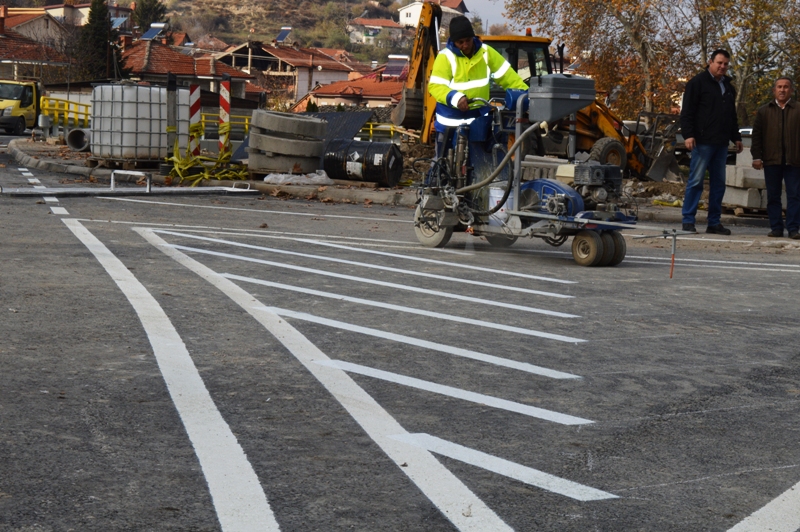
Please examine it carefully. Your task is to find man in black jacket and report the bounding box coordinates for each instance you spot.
[680,49,744,234]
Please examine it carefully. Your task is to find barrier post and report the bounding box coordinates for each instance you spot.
[219,78,231,155]
[189,84,201,156]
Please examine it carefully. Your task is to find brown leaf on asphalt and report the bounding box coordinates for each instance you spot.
[259,223,268,228]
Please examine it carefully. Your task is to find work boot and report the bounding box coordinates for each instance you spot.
[767,229,784,237]
[790,231,800,240]
[681,223,696,233]
[706,224,731,235]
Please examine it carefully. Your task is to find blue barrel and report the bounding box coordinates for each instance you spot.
[323,139,403,187]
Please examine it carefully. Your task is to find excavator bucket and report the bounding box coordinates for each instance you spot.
[646,152,682,182]
[391,88,424,130]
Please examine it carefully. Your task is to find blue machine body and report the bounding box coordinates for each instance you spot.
[522,178,584,216]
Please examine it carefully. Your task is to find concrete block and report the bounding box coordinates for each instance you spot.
[726,165,766,189]
[736,147,753,167]
[760,188,787,209]
[723,186,761,208]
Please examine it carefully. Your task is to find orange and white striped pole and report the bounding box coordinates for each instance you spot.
[219,80,231,155]
[189,84,201,156]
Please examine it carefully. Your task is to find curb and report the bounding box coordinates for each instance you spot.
[5,140,769,226]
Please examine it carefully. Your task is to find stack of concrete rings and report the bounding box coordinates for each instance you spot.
[247,110,327,174]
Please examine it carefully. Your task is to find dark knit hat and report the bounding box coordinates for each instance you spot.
[449,16,475,42]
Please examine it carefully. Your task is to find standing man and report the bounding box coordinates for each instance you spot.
[751,77,800,239]
[680,49,744,234]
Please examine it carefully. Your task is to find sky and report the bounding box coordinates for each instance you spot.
[465,0,515,32]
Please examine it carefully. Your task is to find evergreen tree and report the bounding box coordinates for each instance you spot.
[132,0,168,34]
[78,0,124,79]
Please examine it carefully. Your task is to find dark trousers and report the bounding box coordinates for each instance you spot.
[763,165,800,233]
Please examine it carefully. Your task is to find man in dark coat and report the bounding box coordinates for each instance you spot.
[751,77,800,239]
[680,49,744,235]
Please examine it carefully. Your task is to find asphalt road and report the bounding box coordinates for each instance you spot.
[1,144,799,532]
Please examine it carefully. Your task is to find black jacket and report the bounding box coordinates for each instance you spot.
[680,69,742,146]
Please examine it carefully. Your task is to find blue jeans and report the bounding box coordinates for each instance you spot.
[764,165,800,233]
[682,144,729,226]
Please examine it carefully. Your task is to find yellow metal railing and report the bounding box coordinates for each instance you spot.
[200,113,250,136]
[359,122,417,140]
[40,96,91,128]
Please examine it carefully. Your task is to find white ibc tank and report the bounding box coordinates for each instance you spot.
[90,85,189,160]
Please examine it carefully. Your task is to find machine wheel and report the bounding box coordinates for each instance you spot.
[589,137,627,171]
[11,117,26,136]
[607,230,627,266]
[571,230,604,266]
[597,232,616,266]
[485,234,518,248]
[414,205,454,248]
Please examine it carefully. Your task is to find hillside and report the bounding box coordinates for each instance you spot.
[165,0,402,53]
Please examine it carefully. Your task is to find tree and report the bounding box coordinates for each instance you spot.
[470,15,483,35]
[77,0,124,80]
[132,0,168,33]
[489,23,512,36]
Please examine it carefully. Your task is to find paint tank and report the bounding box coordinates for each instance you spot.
[323,139,403,187]
[91,85,190,160]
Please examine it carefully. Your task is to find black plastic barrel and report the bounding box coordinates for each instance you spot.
[323,139,403,187]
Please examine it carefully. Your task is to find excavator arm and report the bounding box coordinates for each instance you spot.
[390,2,441,143]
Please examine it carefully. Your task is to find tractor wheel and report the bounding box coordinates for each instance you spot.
[597,232,616,266]
[607,230,627,266]
[589,137,627,170]
[571,230,604,266]
[414,205,453,248]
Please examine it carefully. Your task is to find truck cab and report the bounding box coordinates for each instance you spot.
[0,80,40,135]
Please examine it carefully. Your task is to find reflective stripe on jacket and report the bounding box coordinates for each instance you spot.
[429,37,527,132]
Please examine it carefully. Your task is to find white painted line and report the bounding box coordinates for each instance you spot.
[138,227,514,532]
[174,245,578,318]
[50,207,69,215]
[226,273,585,343]
[624,259,800,274]
[43,197,58,203]
[391,433,617,501]
[33,185,47,189]
[301,239,577,284]
[63,220,279,532]
[97,196,411,223]
[266,307,581,379]
[727,479,800,532]
[157,230,573,299]
[17,167,27,171]
[316,360,593,425]
[27,177,39,183]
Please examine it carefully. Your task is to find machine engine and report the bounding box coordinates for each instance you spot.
[572,161,623,210]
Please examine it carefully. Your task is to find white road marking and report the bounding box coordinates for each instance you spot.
[624,259,800,274]
[226,273,584,343]
[33,185,46,189]
[63,220,279,532]
[43,197,58,203]
[317,360,592,425]
[27,177,39,183]
[98,196,412,223]
[17,167,27,171]
[727,479,800,532]
[301,239,577,284]
[265,307,580,379]
[173,245,578,318]
[50,207,69,215]
[156,230,573,298]
[138,227,514,532]
[391,433,617,501]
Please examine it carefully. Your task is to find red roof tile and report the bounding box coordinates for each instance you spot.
[0,29,69,63]
[122,40,252,79]
[6,13,44,28]
[311,76,403,100]
[263,45,356,72]
[351,18,403,29]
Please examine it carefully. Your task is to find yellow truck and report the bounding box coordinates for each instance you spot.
[0,80,41,135]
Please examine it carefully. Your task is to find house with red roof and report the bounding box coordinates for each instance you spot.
[305,74,404,108]
[398,0,469,31]
[216,41,371,102]
[121,39,253,98]
[346,18,406,46]
[0,6,71,81]
[5,12,70,50]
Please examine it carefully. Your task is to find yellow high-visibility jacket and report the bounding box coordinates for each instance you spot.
[429,37,527,131]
